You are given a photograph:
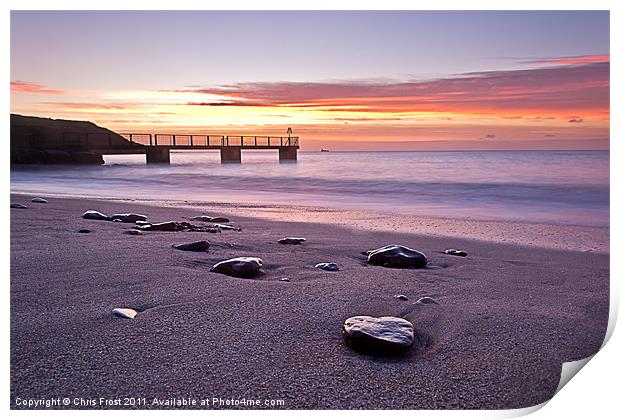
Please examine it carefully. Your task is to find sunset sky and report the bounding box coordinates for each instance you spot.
[10,11,610,150]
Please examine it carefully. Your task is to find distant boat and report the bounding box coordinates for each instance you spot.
[320,148,330,152]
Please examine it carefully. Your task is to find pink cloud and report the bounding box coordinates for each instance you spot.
[10,80,66,95]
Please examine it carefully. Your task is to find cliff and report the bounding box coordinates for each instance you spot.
[10,114,132,165]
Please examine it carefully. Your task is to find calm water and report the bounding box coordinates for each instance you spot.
[10,150,610,227]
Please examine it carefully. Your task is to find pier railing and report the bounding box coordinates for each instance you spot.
[119,133,300,147]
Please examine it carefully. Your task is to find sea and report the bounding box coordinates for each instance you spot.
[10,150,609,227]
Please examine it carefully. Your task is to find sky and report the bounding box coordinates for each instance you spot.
[10,11,610,150]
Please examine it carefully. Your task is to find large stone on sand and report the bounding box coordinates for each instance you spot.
[315,262,339,271]
[112,308,138,319]
[30,197,48,203]
[366,245,427,268]
[191,215,230,223]
[445,249,468,257]
[111,213,148,223]
[82,210,110,220]
[343,315,415,353]
[210,257,263,278]
[10,203,28,209]
[173,240,210,252]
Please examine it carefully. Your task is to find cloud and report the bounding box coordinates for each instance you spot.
[176,60,609,117]
[10,80,66,95]
[519,54,609,66]
[568,117,584,123]
[483,134,497,139]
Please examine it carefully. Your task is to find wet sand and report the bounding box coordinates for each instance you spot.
[10,194,609,409]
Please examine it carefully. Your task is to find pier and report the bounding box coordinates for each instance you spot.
[57,132,300,164]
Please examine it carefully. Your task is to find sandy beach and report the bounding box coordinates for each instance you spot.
[9,193,609,409]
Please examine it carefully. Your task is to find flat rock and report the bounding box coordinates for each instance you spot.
[445,249,468,257]
[173,240,210,252]
[366,245,427,268]
[111,213,148,223]
[82,210,110,221]
[191,215,230,223]
[278,237,306,245]
[213,223,241,231]
[315,262,339,271]
[123,229,143,236]
[30,197,48,203]
[343,316,415,353]
[417,296,439,305]
[210,257,263,278]
[137,221,184,231]
[112,308,138,319]
[395,294,409,301]
[10,203,28,209]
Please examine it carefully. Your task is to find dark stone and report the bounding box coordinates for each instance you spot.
[110,213,148,223]
[173,240,210,252]
[10,203,28,209]
[82,210,110,221]
[78,229,91,233]
[213,223,241,231]
[417,296,439,305]
[123,229,143,236]
[366,245,427,268]
[137,221,184,231]
[315,262,339,271]
[343,316,415,353]
[30,197,48,203]
[278,237,306,245]
[210,257,263,278]
[190,215,230,223]
[445,249,468,257]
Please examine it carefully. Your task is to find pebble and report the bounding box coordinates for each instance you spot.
[278,237,306,245]
[210,257,263,278]
[191,215,230,223]
[10,203,28,209]
[173,240,210,252]
[395,294,409,301]
[111,213,148,223]
[366,245,427,268]
[343,315,415,353]
[124,229,143,235]
[112,308,138,319]
[315,262,339,271]
[30,197,48,203]
[445,249,468,257]
[82,210,110,221]
[280,277,291,282]
[78,229,91,233]
[417,296,439,305]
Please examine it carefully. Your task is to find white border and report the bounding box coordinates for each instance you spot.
[3,1,616,419]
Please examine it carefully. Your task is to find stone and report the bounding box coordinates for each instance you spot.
[315,262,339,271]
[112,308,138,319]
[124,229,143,235]
[417,296,439,305]
[10,203,28,209]
[445,249,468,257]
[137,221,184,231]
[210,257,263,278]
[191,215,230,223]
[213,223,241,231]
[280,277,291,282]
[278,237,306,245]
[82,210,110,221]
[366,245,427,268]
[110,213,148,223]
[343,316,415,353]
[173,240,210,252]
[78,229,91,233]
[30,197,48,203]
[395,294,409,301]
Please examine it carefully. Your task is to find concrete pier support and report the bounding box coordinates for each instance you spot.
[220,147,242,163]
[278,147,298,162]
[146,147,170,164]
